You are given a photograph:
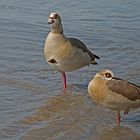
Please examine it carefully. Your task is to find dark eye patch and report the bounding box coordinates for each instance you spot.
[54,13,58,19]
[49,14,57,19]
[105,73,112,78]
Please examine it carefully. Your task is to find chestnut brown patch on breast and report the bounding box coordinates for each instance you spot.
[48,59,58,63]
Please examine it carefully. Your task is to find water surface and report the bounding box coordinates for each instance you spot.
[0,0,140,139]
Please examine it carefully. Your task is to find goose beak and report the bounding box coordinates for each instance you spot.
[48,19,54,24]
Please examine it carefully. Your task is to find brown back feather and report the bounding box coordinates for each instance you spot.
[107,78,140,101]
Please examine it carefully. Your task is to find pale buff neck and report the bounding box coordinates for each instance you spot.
[51,23,63,34]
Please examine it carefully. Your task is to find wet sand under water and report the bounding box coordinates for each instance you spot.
[21,86,140,140]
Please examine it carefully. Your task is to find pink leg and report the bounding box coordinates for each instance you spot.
[116,111,121,126]
[61,72,67,89]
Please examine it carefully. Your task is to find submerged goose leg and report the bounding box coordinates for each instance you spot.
[61,72,67,89]
[116,111,121,125]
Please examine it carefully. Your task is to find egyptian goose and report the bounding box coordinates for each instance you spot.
[44,12,100,89]
[88,69,140,125]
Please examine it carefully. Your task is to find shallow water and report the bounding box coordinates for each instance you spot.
[0,0,140,139]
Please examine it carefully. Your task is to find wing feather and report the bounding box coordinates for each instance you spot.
[107,78,140,101]
[68,38,100,63]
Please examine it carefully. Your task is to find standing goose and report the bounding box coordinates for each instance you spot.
[88,69,140,125]
[44,12,100,89]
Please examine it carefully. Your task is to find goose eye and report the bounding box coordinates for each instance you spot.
[105,73,112,78]
[54,14,58,19]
